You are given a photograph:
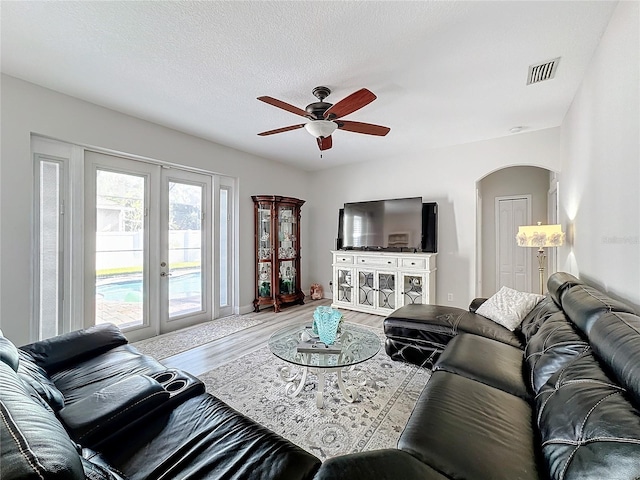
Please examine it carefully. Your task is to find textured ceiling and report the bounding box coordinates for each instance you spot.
[1,1,616,171]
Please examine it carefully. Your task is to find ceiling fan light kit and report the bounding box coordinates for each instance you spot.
[257,86,390,153]
[304,120,338,138]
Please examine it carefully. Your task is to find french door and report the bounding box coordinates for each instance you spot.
[85,152,213,341]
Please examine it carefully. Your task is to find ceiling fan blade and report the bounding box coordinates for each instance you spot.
[317,135,333,151]
[257,96,309,118]
[338,120,390,136]
[323,88,377,120]
[257,124,306,136]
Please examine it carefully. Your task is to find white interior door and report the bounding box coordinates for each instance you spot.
[496,196,531,292]
[85,153,213,341]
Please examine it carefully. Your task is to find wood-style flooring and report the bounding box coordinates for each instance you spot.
[163,299,385,376]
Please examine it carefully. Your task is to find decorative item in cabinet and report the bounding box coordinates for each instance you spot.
[252,195,305,312]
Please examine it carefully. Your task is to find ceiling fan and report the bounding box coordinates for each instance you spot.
[257,86,390,152]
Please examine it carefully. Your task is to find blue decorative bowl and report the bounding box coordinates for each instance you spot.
[313,306,343,345]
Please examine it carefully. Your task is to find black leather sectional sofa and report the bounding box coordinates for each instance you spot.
[3,271,639,480]
[0,323,320,479]
[316,272,640,479]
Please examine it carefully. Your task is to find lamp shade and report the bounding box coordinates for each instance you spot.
[304,120,338,138]
[516,223,565,248]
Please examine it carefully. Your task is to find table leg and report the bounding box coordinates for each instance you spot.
[336,368,360,403]
[316,370,326,408]
[279,365,308,398]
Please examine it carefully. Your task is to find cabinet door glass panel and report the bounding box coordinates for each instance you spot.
[279,260,296,294]
[337,268,353,303]
[258,205,272,260]
[167,181,203,318]
[257,204,272,297]
[258,262,272,297]
[278,206,295,259]
[358,270,375,307]
[377,272,396,310]
[402,274,423,305]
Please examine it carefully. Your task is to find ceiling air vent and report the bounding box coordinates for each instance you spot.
[527,57,560,85]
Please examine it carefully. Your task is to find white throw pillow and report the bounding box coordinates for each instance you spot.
[476,286,545,331]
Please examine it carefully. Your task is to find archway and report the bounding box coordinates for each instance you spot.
[476,166,558,297]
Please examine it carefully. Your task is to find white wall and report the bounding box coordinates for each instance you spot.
[559,0,640,311]
[3,1,636,345]
[307,128,561,308]
[479,166,550,296]
[0,75,310,345]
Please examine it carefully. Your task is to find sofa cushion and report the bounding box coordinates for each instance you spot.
[0,362,84,480]
[476,286,544,331]
[50,344,165,406]
[17,350,65,411]
[20,323,128,374]
[58,374,170,447]
[434,333,529,399]
[536,352,640,480]
[524,312,589,394]
[314,449,449,480]
[547,271,583,306]
[385,304,522,349]
[98,393,321,480]
[562,284,636,334]
[589,311,640,405]
[399,371,541,480]
[0,334,20,371]
[82,449,129,480]
[81,457,125,480]
[519,295,563,342]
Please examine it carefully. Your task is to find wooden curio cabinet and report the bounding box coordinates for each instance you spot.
[252,195,305,312]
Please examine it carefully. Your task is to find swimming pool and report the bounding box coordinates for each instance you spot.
[96,271,201,302]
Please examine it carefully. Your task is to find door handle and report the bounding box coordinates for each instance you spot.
[160,272,172,277]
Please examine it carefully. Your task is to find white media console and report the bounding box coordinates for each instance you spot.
[331,250,437,316]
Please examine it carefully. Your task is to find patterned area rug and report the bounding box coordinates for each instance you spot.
[132,314,264,359]
[199,330,431,461]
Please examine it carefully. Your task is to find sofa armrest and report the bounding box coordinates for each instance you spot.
[58,374,170,447]
[314,449,450,480]
[469,297,488,313]
[20,323,128,374]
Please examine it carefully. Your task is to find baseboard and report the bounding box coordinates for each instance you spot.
[239,304,254,315]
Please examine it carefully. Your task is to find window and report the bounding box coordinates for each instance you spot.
[34,155,66,339]
[219,178,234,315]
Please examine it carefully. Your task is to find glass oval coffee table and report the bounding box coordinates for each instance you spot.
[268,322,381,408]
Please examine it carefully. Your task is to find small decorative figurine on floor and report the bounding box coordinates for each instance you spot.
[310,283,324,300]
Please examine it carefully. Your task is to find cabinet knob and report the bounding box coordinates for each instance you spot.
[411,262,415,265]
[387,261,391,264]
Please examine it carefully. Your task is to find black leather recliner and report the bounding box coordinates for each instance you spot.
[1,323,320,480]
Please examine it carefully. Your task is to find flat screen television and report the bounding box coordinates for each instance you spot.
[341,197,423,250]
[337,199,438,252]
